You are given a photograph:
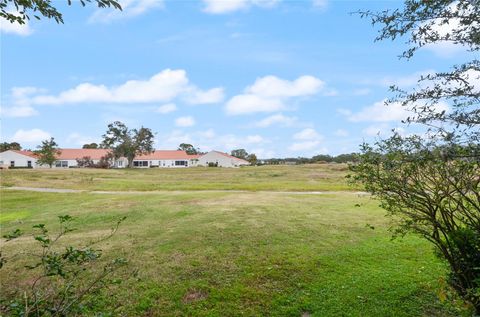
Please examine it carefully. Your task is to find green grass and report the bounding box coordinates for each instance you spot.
[0,164,354,192]
[0,188,469,316]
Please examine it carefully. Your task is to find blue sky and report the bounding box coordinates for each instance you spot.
[0,0,466,158]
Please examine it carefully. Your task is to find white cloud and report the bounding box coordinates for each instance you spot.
[11,129,50,143]
[17,69,223,107]
[202,0,279,14]
[245,135,264,144]
[226,95,285,115]
[289,140,321,152]
[344,99,449,123]
[156,129,270,154]
[346,100,410,122]
[198,128,216,139]
[0,106,38,118]
[156,103,177,114]
[289,128,324,153]
[381,70,436,88]
[417,5,475,58]
[184,87,224,105]
[89,0,164,23]
[254,113,297,128]
[0,13,33,36]
[334,129,349,137]
[251,147,275,159]
[225,75,325,115]
[293,128,322,141]
[247,75,324,98]
[175,116,196,127]
[66,133,99,146]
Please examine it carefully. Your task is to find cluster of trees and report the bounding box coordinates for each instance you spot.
[260,153,357,165]
[230,149,257,165]
[0,142,21,152]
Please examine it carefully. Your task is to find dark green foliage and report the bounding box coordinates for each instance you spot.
[82,143,99,149]
[246,153,257,165]
[350,136,480,312]
[231,149,248,160]
[0,0,122,25]
[0,142,21,152]
[101,121,155,168]
[0,215,128,316]
[177,143,199,155]
[34,137,60,168]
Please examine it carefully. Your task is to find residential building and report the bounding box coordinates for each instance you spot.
[196,151,250,168]
[0,149,241,168]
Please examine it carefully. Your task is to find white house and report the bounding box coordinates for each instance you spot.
[197,151,250,168]
[132,150,200,168]
[0,150,37,168]
[0,149,249,169]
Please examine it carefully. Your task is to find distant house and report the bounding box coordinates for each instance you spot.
[0,149,251,169]
[197,151,250,168]
[0,150,37,168]
[0,149,201,169]
[132,150,200,168]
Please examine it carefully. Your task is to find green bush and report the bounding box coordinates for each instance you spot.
[1,215,129,316]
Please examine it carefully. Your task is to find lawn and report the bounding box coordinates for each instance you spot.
[0,164,353,192]
[0,176,469,316]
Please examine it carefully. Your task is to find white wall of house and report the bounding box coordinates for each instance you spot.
[0,150,36,168]
[133,159,192,168]
[53,158,126,168]
[197,151,249,168]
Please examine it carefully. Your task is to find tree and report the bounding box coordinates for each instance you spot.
[35,137,60,168]
[246,153,257,165]
[1,0,122,26]
[231,149,248,160]
[101,121,155,168]
[353,0,480,312]
[178,143,199,155]
[358,0,479,144]
[0,142,21,152]
[82,143,99,149]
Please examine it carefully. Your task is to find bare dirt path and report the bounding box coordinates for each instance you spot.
[2,186,369,196]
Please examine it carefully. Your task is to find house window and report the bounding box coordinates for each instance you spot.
[175,160,186,166]
[10,161,15,167]
[133,161,148,167]
[117,160,123,167]
[27,161,32,168]
[55,161,68,168]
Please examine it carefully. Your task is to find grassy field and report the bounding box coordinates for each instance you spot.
[0,166,470,316]
[0,164,353,192]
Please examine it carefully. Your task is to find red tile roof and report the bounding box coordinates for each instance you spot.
[212,151,250,164]
[136,150,197,160]
[11,150,37,158]
[56,149,112,160]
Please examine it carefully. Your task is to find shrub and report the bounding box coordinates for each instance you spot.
[0,215,129,316]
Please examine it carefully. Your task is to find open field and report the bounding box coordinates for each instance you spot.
[0,164,354,192]
[0,166,470,316]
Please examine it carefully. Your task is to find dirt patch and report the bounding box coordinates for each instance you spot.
[182,289,208,303]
